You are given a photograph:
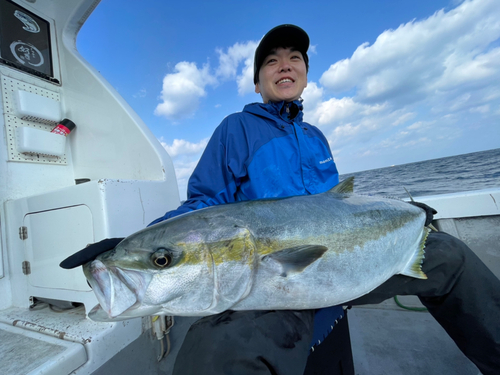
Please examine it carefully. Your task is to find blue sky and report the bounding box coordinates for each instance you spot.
[78,0,500,199]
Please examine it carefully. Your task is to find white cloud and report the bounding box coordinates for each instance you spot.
[435,47,500,92]
[315,97,361,125]
[133,88,147,98]
[156,41,258,120]
[216,41,258,95]
[155,62,216,120]
[319,0,500,106]
[303,85,395,149]
[161,137,209,158]
[392,112,416,126]
[406,121,433,131]
[469,104,490,113]
[236,55,256,96]
[216,42,257,79]
[301,82,324,114]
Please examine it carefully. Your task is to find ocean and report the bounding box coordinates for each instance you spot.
[339,148,500,199]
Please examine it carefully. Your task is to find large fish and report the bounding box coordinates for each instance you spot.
[83,177,429,321]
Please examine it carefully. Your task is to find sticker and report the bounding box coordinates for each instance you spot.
[14,10,40,33]
[51,125,71,136]
[10,41,44,67]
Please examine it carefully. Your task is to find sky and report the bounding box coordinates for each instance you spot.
[77,0,500,200]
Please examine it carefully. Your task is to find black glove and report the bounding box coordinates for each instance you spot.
[408,201,437,227]
[60,238,124,269]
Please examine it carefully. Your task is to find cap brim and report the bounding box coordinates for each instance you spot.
[59,238,124,269]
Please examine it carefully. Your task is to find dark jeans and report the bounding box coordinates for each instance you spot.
[173,232,500,375]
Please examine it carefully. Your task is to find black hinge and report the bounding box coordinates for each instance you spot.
[22,261,31,275]
[19,226,28,240]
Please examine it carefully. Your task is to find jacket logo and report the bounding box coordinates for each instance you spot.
[319,157,333,164]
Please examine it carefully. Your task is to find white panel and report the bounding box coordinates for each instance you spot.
[1,75,60,120]
[13,90,62,122]
[16,126,66,157]
[1,75,67,164]
[24,205,93,291]
[417,188,500,219]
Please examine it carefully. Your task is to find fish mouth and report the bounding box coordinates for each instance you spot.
[88,303,161,322]
[84,259,152,319]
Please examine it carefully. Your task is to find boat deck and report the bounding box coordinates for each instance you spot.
[349,301,481,375]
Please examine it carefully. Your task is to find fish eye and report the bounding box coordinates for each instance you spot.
[152,248,172,268]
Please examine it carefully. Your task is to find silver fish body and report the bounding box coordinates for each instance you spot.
[83,178,428,321]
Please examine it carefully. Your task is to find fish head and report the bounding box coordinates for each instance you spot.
[83,225,216,320]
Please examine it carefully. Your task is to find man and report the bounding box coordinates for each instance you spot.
[64,24,500,375]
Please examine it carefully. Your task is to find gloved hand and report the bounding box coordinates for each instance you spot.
[408,201,437,227]
[60,238,124,269]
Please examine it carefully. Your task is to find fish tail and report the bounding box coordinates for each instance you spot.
[399,227,429,280]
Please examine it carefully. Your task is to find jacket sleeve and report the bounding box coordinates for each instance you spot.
[149,119,244,225]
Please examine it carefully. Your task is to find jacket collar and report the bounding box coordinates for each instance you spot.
[244,99,304,123]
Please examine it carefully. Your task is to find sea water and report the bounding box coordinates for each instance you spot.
[339,148,500,198]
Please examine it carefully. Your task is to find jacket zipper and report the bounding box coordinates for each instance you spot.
[285,103,307,191]
[291,121,307,191]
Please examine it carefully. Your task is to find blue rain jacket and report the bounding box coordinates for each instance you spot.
[151,99,339,223]
[151,99,344,350]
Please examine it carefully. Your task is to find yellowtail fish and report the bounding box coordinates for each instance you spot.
[83,177,428,321]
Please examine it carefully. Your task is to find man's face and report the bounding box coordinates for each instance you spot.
[255,47,307,104]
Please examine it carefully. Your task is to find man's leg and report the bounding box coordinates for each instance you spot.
[173,310,314,375]
[348,231,500,375]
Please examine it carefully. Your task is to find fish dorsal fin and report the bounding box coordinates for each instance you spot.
[261,245,328,277]
[328,177,354,194]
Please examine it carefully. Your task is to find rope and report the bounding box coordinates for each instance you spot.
[394,296,428,312]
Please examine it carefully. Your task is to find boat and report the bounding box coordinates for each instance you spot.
[1,1,498,374]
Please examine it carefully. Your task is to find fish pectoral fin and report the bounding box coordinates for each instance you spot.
[262,245,328,277]
[327,176,354,194]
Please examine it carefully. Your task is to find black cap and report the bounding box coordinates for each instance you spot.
[60,238,124,269]
[59,118,76,131]
[254,24,310,84]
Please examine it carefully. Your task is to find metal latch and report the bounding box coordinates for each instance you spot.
[151,315,175,362]
[19,226,28,240]
[22,261,31,275]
